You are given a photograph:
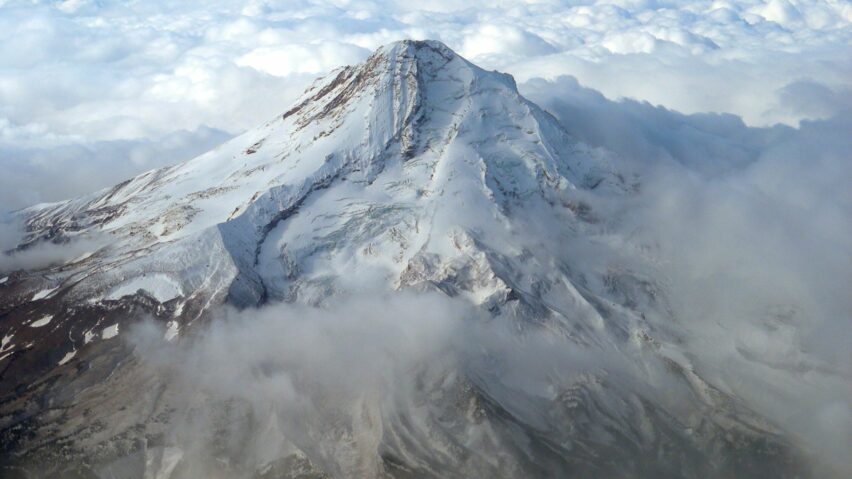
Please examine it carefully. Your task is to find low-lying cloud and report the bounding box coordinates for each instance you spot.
[525,75,852,472]
[128,292,679,477]
[0,126,231,210]
[129,294,480,477]
[0,216,110,273]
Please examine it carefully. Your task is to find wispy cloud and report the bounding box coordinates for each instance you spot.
[526,75,852,471]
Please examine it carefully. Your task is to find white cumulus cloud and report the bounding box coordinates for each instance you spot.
[0,0,848,210]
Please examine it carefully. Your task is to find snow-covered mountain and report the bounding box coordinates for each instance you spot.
[0,40,815,478]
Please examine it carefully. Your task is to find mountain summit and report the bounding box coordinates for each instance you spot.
[0,41,807,478]
[3,40,620,323]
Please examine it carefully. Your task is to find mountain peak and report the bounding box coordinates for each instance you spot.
[372,39,512,82]
[278,39,519,143]
[376,39,518,90]
[5,37,620,334]
[374,39,457,61]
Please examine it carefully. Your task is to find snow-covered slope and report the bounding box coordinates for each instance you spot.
[10,41,617,309]
[0,41,816,478]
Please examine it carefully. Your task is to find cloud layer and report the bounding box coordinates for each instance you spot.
[127,292,704,477]
[1,0,850,209]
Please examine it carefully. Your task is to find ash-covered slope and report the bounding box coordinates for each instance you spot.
[0,41,812,478]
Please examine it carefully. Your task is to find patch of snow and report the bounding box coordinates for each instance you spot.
[164,321,179,341]
[107,274,183,303]
[0,334,14,361]
[101,323,119,340]
[152,447,184,479]
[84,329,96,344]
[29,315,53,328]
[32,286,59,300]
[0,276,7,284]
[58,350,76,365]
[71,251,94,263]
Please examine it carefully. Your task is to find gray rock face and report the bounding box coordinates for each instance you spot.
[0,41,815,478]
